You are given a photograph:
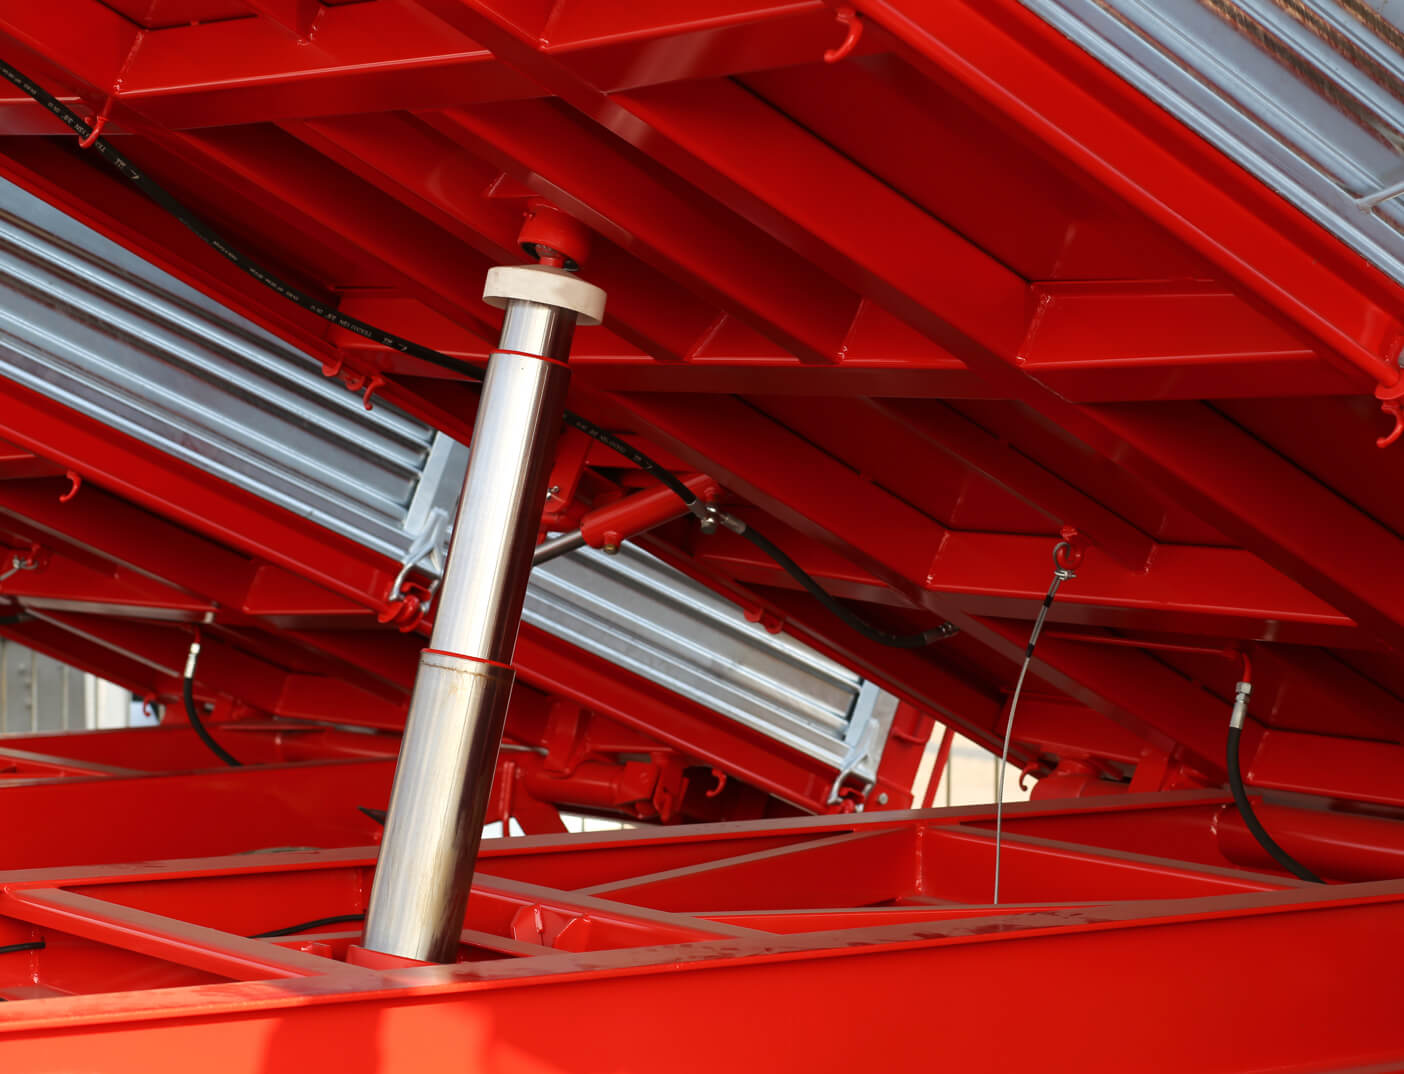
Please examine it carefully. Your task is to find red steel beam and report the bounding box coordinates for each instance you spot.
[0,0,853,131]
[1080,400,1404,652]
[0,380,396,615]
[2,47,1359,418]
[1251,729,1404,811]
[0,758,390,869]
[10,2,1404,803]
[402,7,1404,658]
[142,127,506,348]
[621,391,1238,776]
[241,0,322,40]
[792,395,1159,569]
[1021,282,1359,402]
[401,10,1404,654]
[426,103,860,365]
[0,391,855,811]
[853,0,1404,387]
[281,112,725,364]
[690,524,1357,646]
[0,809,1393,1071]
[0,553,209,620]
[0,616,163,698]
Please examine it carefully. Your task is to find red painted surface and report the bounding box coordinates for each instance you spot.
[0,0,1401,1066]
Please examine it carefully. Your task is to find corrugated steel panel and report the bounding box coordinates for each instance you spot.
[1022,0,1404,287]
[525,544,882,775]
[0,184,446,563]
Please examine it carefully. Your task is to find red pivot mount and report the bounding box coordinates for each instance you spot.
[519,199,592,272]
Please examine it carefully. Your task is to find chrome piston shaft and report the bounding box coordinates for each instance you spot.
[364,268,604,963]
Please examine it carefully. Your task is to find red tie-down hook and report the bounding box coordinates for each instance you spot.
[59,470,82,503]
[77,99,111,149]
[320,355,386,410]
[1054,525,1088,573]
[378,581,433,633]
[824,6,864,63]
[1018,759,1043,793]
[1378,380,1404,449]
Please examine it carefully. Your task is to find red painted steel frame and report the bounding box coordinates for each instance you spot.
[0,0,1403,1067]
[0,794,1397,1074]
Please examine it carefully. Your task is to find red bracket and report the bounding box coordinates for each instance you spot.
[519,198,592,271]
[743,604,786,635]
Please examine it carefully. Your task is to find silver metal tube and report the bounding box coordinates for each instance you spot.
[532,529,585,565]
[364,298,576,963]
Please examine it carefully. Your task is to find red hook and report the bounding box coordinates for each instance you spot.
[824,6,863,63]
[360,373,386,411]
[704,769,728,798]
[1379,398,1404,448]
[1053,526,1087,572]
[77,106,109,149]
[1018,759,1041,792]
[59,470,82,504]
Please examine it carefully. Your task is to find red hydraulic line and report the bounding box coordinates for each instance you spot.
[579,474,718,552]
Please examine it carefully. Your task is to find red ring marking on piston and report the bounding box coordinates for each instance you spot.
[422,648,514,672]
[492,348,569,369]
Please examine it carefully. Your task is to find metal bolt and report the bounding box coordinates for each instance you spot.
[876,792,889,805]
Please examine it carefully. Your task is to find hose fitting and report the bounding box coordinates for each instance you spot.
[1230,681,1252,730]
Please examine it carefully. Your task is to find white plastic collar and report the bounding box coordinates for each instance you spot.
[483,265,606,326]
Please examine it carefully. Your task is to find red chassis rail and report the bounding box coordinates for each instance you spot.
[0,794,1397,1074]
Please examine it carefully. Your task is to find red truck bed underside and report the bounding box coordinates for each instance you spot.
[0,1,1401,1070]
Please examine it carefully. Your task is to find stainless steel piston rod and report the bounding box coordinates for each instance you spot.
[364,265,606,963]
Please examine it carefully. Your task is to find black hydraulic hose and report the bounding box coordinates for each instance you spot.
[0,60,472,379]
[561,413,699,508]
[183,640,242,768]
[251,913,365,939]
[0,59,958,650]
[0,59,696,506]
[1226,724,1322,884]
[739,526,957,649]
[184,676,242,768]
